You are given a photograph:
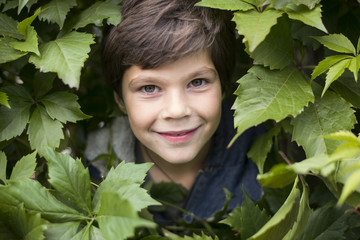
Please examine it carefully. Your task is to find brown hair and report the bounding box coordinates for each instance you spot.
[102,0,236,97]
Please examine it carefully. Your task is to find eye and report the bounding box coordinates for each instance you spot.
[140,85,158,93]
[189,79,206,87]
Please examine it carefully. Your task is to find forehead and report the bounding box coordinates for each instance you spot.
[122,50,217,84]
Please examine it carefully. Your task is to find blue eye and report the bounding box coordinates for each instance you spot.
[190,79,206,87]
[141,85,158,93]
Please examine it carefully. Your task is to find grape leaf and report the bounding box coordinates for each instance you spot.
[0,37,27,64]
[0,13,23,39]
[0,152,7,184]
[249,16,294,70]
[44,148,92,213]
[0,91,10,108]
[9,151,37,182]
[257,163,297,188]
[285,4,327,33]
[195,0,253,11]
[0,85,33,141]
[337,167,360,206]
[71,0,122,30]
[311,55,351,81]
[105,161,153,184]
[348,54,360,82]
[312,34,357,55]
[0,179,86,222]
[322,58,352,96]
[283,184,312,240]
[247,124,281,174]
[231,66,314,145]
[39,0,77,29]
[44,222,81,240]
[298,205,350,240]
[98,191,155,240]
[27,105,64,152]
[29,31,95,89]
[221,190,270,239]
[233,9,283,52]
[289,154,330,175]
[272,0,321,9]
[291,83,356,158]
[247,177,301,240]
[41,91,91,123]
[93,179,159,214]
[10,25,39,55]
[332,73,360,108]
[1,204,46,240]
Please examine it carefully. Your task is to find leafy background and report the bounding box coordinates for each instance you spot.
[0,0,360,239]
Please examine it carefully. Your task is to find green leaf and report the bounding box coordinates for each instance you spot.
[10,151,37,182]
[1,204,46,240]
[231,66,314,145]
[322,58,352,96]
[33,72,56,98]
[0,13,23,39]
[0,151,7,184]
[357,35,360,55]
[27,105,64,152]
[18,0,30,14]
[93,179,159,214]
[98,191,155,240]
[291,83,356,158]
[0,179,86,222]
[289,154,330,175]
[257,163,297,188]
[285,4,327,33]
[89,226,106,240]
[10,25,40,55]
[233,9,283,52]
[323,130,360,145]
[0,36,28,63]
[44,222,81,240]
[348,54,360,82]
[29,31,95,89]
[312,34,357,55]
[71,0,122,30]
[298,205,350,240]
[150,182,188,203]
[283,183,312,240]
[221,190,270,239]
[311,55,351,81]
[248,177,301,240]
[39,0,77,29]
[0,91,10,109]
[195,0,253,11]
[332,72,360,108]
[44,148,91,213]
[105,161,153,184]
[248,124,281,174]
[272,0,321,9]
[70,222,91,240]
[41,91,91,123]
[337,168,360,206]
[91,162,153,211]
[249,16,294,70]
[0,85,33,141]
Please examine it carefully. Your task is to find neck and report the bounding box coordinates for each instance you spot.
[140,142,210,190]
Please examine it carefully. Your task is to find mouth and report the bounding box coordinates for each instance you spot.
[156,127,200,143]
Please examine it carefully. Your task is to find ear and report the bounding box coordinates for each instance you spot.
[113,91,127,114]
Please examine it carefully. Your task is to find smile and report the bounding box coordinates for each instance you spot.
[156,127,200,143]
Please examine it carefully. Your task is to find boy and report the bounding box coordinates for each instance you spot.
[85,0,262,223]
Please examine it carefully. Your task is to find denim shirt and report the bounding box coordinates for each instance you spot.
[181,101,263,222]
[85,101,263,223]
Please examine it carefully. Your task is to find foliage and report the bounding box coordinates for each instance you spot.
[0,0,360,239]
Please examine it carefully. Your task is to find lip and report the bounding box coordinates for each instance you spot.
[156,127,200,143]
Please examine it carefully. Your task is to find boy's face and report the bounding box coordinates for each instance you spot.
[120,50,222,165]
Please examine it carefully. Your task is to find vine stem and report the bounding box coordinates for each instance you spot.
[158,200,215,236]
[279,151,307,186]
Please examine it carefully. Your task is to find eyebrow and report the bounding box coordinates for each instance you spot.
[129,67,218,87]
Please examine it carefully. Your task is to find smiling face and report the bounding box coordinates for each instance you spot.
[119,50,222,166]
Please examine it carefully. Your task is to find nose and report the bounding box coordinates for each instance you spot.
[161,90,191,119]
